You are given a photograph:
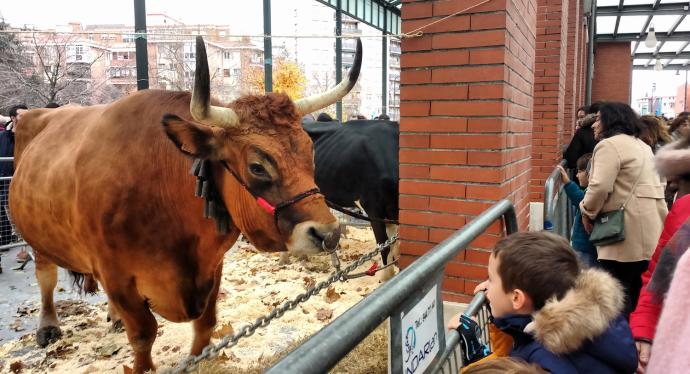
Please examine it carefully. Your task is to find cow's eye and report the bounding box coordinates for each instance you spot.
[249,163,268,177]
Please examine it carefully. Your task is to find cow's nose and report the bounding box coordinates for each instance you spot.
[308,224,341,251]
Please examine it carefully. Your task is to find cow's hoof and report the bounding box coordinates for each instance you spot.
[36,326,62,347]
[109,320,124,333]
[278,252,290,265]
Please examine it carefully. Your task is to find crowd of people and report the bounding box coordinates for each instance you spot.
[301,111,391,122]
[449,103,690,373]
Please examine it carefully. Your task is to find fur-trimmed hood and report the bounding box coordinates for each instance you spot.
[655,137,690,178]
[494,268,638,374]
[579,113,597,128]
[526,268,624,354]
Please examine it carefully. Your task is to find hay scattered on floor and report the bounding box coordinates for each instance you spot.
[0,227,392,373]
[331,322,388,374]
[195,322,389,374]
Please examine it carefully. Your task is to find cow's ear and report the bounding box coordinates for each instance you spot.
[162,114,220,159]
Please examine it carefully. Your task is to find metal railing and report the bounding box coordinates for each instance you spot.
[543,160,574,239]
[0,157,27,251]
[431,292,491,374]
[267,199,518,374]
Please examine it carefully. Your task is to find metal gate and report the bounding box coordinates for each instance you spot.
[267,199,518,373]
[0,157,27,251]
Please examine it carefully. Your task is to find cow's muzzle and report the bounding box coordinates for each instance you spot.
[287,221,341,256]
[309,225,340,252]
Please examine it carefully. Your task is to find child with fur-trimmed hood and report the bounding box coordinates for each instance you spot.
[467,232,637,373]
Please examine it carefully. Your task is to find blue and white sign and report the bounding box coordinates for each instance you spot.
[400,285,439,374]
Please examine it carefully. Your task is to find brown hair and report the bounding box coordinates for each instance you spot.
[640,115,672,148]
[576,153,592,172]
[670,113,690,134]
[493,232,580,310]
[463,357,548,374]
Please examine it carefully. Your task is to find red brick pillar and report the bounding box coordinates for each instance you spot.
[592,42,632,103]
[399,0,536,303]
[529,0,569,202]
[563,0,582,144]
[576,2,587,113]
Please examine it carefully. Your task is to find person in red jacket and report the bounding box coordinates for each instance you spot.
[629,131,690,373]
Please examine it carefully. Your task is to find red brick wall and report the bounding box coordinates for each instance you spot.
[399,0,536,303]
[563,0,581,144]
[577,3,587,112]
[591,42,632,103]
[529,0,569,202]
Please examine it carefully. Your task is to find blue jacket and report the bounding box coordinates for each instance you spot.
[563,181,597,260]
[494,269,638,374]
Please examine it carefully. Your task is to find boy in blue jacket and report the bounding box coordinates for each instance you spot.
[557,154,598,267]
[456,232,637,373]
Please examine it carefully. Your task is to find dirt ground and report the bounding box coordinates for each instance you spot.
[0,227,391,373]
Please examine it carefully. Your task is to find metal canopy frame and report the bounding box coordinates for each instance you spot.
[595,0,690,71]
[311,0,401,120]
[314,0,402,35]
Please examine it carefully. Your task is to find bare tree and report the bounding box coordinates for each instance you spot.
[150,41,191,91]
[308,70,337,118]
[0,28,114,108]
[307,69,362,121]
[0,21,42,109]
[28,32,109,105]
[149,39,222,93]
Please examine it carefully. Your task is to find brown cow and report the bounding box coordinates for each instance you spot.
[10,36,362,373]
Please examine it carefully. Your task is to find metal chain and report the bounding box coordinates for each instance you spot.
[163,234,399,374]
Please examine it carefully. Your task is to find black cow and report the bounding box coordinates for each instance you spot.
[302,119,399,280]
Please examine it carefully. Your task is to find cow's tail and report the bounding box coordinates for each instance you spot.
[69,271,99,295]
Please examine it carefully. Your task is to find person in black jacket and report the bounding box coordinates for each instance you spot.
[563,103,601,170]
[0,104,26,248]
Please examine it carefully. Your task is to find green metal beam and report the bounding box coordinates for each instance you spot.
[263,0,273,92]
[314,0,401,34]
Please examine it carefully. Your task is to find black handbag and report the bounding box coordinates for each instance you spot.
[588,147,645,246]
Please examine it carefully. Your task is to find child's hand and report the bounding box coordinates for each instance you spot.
[556,165,570,184]
[583,215,593,234]
[636,341,651,373]
[473,280,489,294]
[447,312,462,330]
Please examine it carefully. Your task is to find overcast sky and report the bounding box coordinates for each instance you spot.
[632,70,685,100]
[1,1,263,32]
[1,1,684,103]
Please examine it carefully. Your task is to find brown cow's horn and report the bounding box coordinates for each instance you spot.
[190,36,239,128]
[294,38,362,115]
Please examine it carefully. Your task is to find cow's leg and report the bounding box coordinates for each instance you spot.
[279,252,290,265]
[370,219,397,281]
[107,297,124,332]
[108,289,158,373]
[35,253,62,347]
[191,261,223,355]
[386,223,400,267]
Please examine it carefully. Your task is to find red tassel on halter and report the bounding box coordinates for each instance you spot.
[256,197,276,216]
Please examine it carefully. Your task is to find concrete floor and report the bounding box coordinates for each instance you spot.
[0,245,104,343]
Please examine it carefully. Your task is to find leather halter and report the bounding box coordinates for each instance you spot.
[219,160,321,230]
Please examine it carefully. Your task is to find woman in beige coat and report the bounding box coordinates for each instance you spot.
[580,102,667,318]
